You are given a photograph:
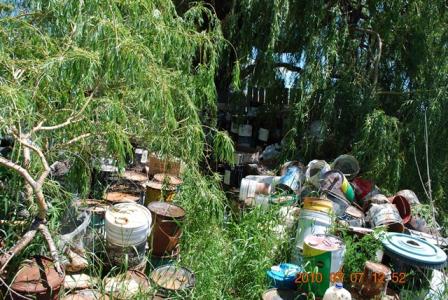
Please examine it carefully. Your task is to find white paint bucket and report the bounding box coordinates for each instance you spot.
[258,128,269,142]
[295,209,332,250]
[105,203,152,247]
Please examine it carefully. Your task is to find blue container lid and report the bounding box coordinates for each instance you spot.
[267,263,303,282]
[382,233,447,268]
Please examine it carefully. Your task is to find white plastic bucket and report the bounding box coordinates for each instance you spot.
[105,203,152,247]
[295,209,332,250]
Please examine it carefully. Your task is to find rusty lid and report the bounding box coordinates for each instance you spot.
[365,261,391,275]
[145,180,177,191]
[304,234,344,251]
[122,170,148,182]
[104,192,140,203]
[78,199,110,214]
[147,201,185,219]
[11,256,64,294]
[153,173,182,186]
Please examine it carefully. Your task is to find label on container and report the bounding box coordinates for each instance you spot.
[224,170,231,185]
[141,150,148,164]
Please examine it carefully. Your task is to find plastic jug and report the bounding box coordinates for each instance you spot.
[322,282,352,300]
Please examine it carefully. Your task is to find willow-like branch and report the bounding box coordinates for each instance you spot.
[0,156,36,187]
[32,88,95,133]
[38,224,63,274]
[12,134,51,186]
[0,220,40,272]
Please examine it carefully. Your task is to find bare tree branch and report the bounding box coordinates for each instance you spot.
[0,221,39,272]
[0,156,36,187]
[12,134,51,186]
[35,116,85,132]
[32,88,96,134]
[38,224,63,274]
[23,147,34,205]
[61,133,92,147]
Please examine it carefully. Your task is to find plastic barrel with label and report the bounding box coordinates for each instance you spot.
[303,234,345,298]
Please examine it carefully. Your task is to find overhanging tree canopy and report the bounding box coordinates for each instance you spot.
[211,0,448,210]
[0,0,232,272]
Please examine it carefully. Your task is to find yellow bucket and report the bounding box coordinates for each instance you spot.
[303,197,333,214]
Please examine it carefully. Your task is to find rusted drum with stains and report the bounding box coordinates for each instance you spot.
[104,191,141,204]
[359,261,391,298]
[388,195,411,224]
[10,256,64,300]
[367,203,404,232]
[147,201,185,256]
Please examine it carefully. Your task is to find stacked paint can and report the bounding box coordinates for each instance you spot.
[292,197,333,264]
[105,203,152,269]
[302,234,345,298]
